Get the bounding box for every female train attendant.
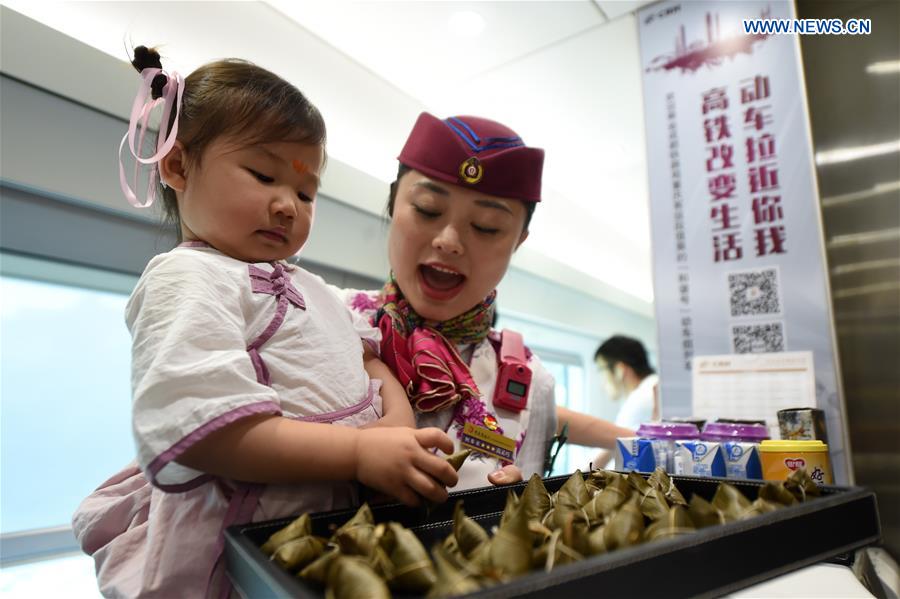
[345,112,634,487]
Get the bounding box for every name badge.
[460,422,516,464]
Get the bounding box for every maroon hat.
[398,112,544,202]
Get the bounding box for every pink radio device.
[493,329,531,412]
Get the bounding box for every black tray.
[225,473,881,598]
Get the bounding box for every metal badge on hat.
[459,156,483,184]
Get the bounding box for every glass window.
[496,311,607,477]
[540,358,594,476]
[1,254,137,535]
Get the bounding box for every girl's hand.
[354,427,458,506]
[487,464,524,486]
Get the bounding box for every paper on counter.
[691,351,816,437]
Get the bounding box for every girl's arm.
[176,415,457,506]
[556,406,635,449]
[361,344,416,428]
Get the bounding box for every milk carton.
[700,422,768,480]
[646,439,671,473]
[673,440,726,477]
[637,423,700,473]
[614,437,656,472]
[723,442,763,479]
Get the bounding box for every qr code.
[732,322,785,353]
[728,268,781,317]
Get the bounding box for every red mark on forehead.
[292,159,309,174]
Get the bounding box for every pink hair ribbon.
[117,67,184,208]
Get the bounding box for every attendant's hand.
[354,427,458,506]
[487,464,524,486]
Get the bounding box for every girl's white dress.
[73,244,382,598]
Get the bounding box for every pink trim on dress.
[247,348,271,388]
[245,263,306,386]
[294,379,382,424]
[154,473,213,494]
[146,400,282,490]
[248,263,305,309]
[210,481,264,599]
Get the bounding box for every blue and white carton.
[647,439,674,473]
[673,440,726,477]
[722,442,763,479]
[614,437,656,472]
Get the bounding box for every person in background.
[344,112,634,488]
[72,48,456,598]
[592,334,659,468]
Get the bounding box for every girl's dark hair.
[131,46,326,232]
[594,335,656,379]
[386,163,536,232]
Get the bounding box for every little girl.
[73,47,456,598]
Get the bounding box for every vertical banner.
[638,0,851,483]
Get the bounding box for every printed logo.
[645,7,771,74]
[784,457,806,471]
[694,443,708,457]
[729,444,744,459]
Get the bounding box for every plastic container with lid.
[663,416,707,431]
[759,439,832,486]
[701,422,769,443]
[637,422,700,439]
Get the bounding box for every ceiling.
[1,0,658,306]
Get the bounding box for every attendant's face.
[388,170,529,322]
[597,358,626,400]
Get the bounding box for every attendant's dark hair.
[594,335,655,379]
[131,46,326,231]
[385,164,536,232]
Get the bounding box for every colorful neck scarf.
[375,275,496,412]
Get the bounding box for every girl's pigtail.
[118,45,184,209]
[131,45,167,100]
